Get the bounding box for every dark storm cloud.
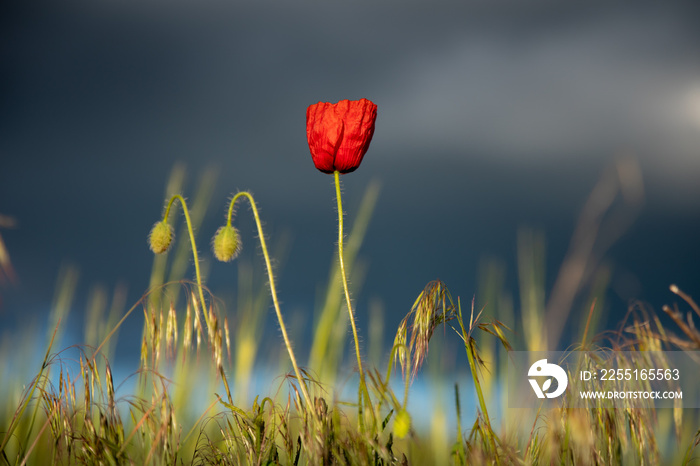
[375,4,700,183]
[1,0,700,352]
[5,2,700,178]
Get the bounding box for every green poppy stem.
[334,171,374,432]
[226,192,314,414]
[163,195,211,332]
[162,195,235,405]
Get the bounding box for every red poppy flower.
[306,98,377,174]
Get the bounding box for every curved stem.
[163,196,235,405]
[163,195,211,332]
[226,192,314,414]
[334,171,374,431]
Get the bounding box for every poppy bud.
[306,98,377,174]
[149,221,174,254]
[212,225,241,262]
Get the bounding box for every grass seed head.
[394,280,455,380]
[224,317,231,360]
[184,299,192,353]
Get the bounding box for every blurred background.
[2,0,700,373]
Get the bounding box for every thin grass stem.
[458,298,500,465]
[0,318,61,456]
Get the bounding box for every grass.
[1,165,700,465]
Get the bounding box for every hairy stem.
[163,195,234,405]
[334,171,374,432]
[226,192,314,414]
[163,195,210,331]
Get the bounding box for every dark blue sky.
[2,1,700,363]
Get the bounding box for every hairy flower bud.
[149,221,174,254]
[212,225,241,262]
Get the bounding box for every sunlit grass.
[1,165,699,465]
